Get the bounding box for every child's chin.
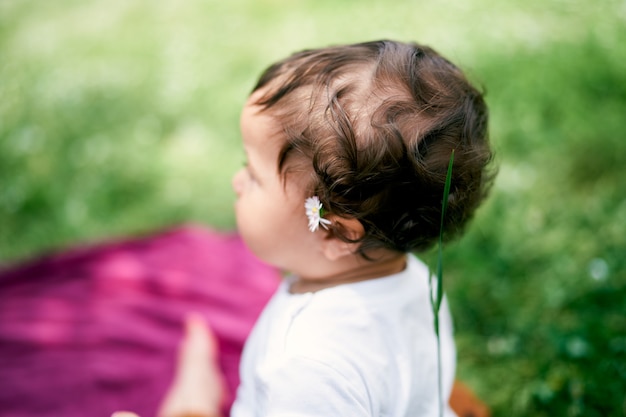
[239,235,270,263]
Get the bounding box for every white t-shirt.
[231,254,457,417]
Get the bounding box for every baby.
[229,40,493,417]
[117,39,493,417]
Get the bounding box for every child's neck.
[289,253,407,294]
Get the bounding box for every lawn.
[1,0,625,415]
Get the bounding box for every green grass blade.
[435,150,455,311]
[432,149,454,417]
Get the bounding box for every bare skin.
[289,252,407,294]
[112,315,225,417]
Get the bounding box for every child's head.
[234,40,493,267]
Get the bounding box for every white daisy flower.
[305,196,332,232]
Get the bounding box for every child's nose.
[232,168,246,196]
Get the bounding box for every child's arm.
[112,314,225,417]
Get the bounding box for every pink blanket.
[0,226,280,417]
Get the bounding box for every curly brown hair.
[252,40,495,256]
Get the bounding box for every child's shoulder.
[282,254,435,350]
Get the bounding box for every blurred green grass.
[1,0,625,415]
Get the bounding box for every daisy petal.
[305,196,330,232]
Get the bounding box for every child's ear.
[321,216,364,261]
